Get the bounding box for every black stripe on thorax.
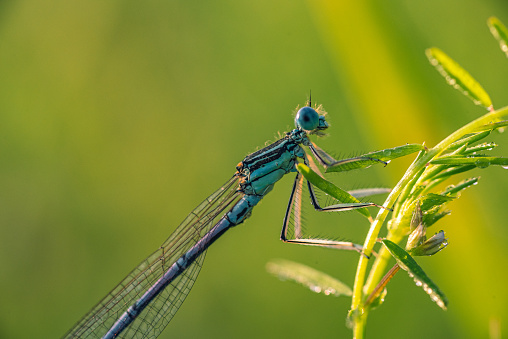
[241,137,298,172]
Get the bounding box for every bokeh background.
[1,1,508,338]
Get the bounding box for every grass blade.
[426,47,492,109]
[488,16,508,58]
[266,259,352,297]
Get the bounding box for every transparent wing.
[64,175,242,339]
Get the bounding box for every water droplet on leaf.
[475,160,490,168]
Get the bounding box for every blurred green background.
[1,1,508,338]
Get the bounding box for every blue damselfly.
[64,101,387,338]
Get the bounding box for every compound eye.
[295,107,319,131]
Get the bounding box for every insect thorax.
[236,130,307,196]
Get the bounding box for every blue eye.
[295,107,319,131]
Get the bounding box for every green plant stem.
[350,106,508,338]
[352,310,367,339]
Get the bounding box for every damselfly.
[64,101,387,339]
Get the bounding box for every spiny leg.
[309,142,388,171]
[304,152,389,215]
[280,172,377,253]
[305,152,392,199]
[305,176,387,213]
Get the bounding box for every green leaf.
[432,165,476,180]
[446,131,491,151]
[325,144,425,173]
[431,156,508,168]
[488,16,508,58]
[419,193,455,212]
[471,120,508,133]
[440,177,479,196]
[464,142,497,154]
[266,259,352,297]
[391,193,453,234]
[450,144,468,155]
[382,239,448,310]
[426,47,492,109]
[423,210,451,228]
[297,163,371,218]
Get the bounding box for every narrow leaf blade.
[426,47,492,109]
[297,163,371,218]
[419,193,455,211]
[433,165,477,180]
[431,156,508,168]
[440,177,479,196]
[382,239,448,310]
[423,210,451,228]
[488,16,508,58]
[266,259,352,297]
[471,120,508,133]
[464,142,497,154]
[446,131,491,151]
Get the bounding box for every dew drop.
[310,285,322,293]
[324,288,336,296]
[475,160,490,168]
